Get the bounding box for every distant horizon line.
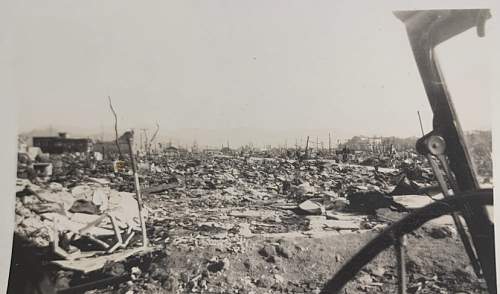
[18,126,491,149]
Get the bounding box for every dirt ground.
[91,222,487,294]
[12,155,491,294]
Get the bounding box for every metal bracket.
[417,132,483,277]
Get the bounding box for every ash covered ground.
[11,147,492,293]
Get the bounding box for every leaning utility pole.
[305,136,310,159]
[329,132,332,154]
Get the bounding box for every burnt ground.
[88,220,488,294]
[12,155,491,294]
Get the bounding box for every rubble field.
[12,153,490,293]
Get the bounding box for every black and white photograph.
[2,1,498,293]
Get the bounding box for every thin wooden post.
[125,131,148,247]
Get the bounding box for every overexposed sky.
[3,1,497,146]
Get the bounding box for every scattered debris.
[12,141,486,293]
[298,199,324,215]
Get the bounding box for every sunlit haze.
[5,1,496,147]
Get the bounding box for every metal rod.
[126,131,149,247]
[427,153,483,276]
[395,236,407,294]
[417,110,425,136]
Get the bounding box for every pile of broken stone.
[15,177,145,252]
[15,152,437,256]
[129,155,437,252]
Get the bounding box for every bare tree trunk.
[107,96,123,159]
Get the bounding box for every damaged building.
[33,132,93,154]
